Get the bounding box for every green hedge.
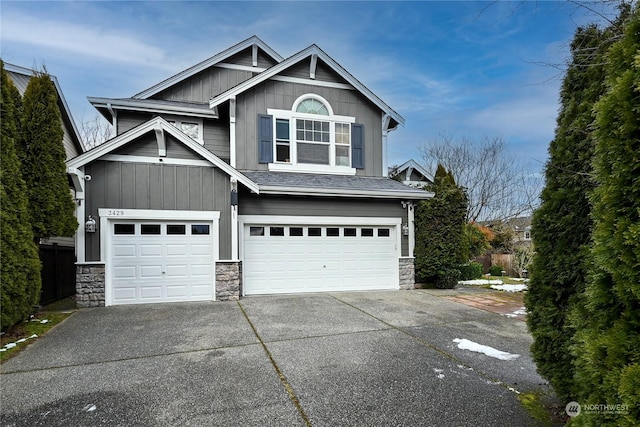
[458,262,483,280]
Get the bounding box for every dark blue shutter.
[258,114,273,164]
[351,123,364,169]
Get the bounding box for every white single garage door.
[242,222,399,295]
[108,220,215,305]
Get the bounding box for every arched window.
[295,98,330,115]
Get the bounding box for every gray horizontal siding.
[84,161,231,261]
[235,80,383,176]
[117,112,153,135]
[238,192,408,256]
[203,118,230,161]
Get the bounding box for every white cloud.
[2,12,170,69]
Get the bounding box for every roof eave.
[133,36,283,100]
[88,97,219,119]
[259,185,433,200]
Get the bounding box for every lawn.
[1,301,76,363]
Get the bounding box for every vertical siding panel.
[189,167,202,210]
[175,166,189,209]
[105,161,121,208]
[135,164,149,209]
[202,167,214,210]
[163,165,176,210]
[149,164,163,209]
[214,169,231,259]
[119,163,136,209]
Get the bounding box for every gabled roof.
[243,171,432,200]
[132,36,284,100]
[88,96,218,123]
[5,62,85,154]
[389,159,433,182]
[67,116,258,193]
[209,44,405,128]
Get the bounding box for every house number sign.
[105,210,126,217]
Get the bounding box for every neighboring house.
[67,36,432,307]
[389,159,432,188]
[508,216,532,246]
[5,63,85,248]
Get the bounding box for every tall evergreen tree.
[19,68,77,241]
[1,62,42,330]
[571,5,640,425]
[524,15,624,402]
[414,164,467,288]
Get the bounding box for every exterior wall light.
[230,189,238,206]
[402,223,409,236]
[85,215,97,233]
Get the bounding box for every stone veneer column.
[76,264,106,307]
[216,261,242,301]
[399,257,415,290]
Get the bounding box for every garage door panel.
[113,245,136,257]
[140,245,162,257]
[243,223,398,295]
[140,265,163,278]
[113,266,136,279]
[110,219,215,305]
[140,286,163,299]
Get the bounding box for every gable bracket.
[310,53,318,80]
[252,44,258,67]
[154,119,166,157]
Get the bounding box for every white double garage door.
[241,216,400,295]
[105,211,399,305]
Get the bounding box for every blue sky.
[1,1,617,173]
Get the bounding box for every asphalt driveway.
[0,290,550,426]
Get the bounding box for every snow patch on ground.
[433,368,445,379]
[458,279,504,285]
[502,307,528,318]
[490,284,527,292]
[453,338,521,361]
[0,333,39,352]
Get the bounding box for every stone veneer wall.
[399,257,415,290]
[216,261,242,301]
[76,264,106,307]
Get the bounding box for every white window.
[268,94,355,174]
[166,117,204,144]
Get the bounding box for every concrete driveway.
[1,290,550,426]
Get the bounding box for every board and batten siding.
[154,67,253,103]
[239,192,409,256]
[280,59,347,84]
[84,160,232,261]
[113,133,201,160]
[234,80,384,176]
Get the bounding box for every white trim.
[99,209,220,306]
[76,166,86,263]
[216,62,267,73]
[98,209,220,222]
[101,154,212,167]
[309,53,318,79]
[89,97,218,119]
[229,96,237,168]
[230,179,239,262]
[67,117,259,194]
[270,75,354,91]
[267,163,356,175]
[266,108,355,124]
[408,202,415,258]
